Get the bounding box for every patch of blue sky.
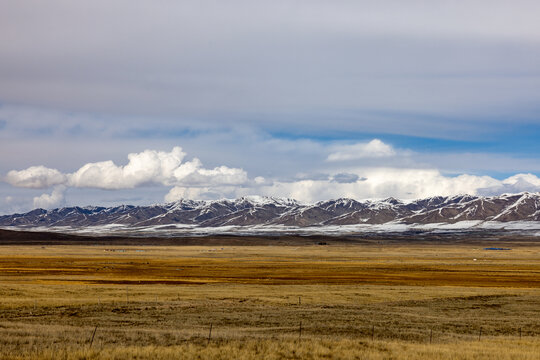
[268,129,487,151]
[268,122,540,157]
[489,122,540,155]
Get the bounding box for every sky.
[1,0,540,214]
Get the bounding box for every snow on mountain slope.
[1,193,540,231]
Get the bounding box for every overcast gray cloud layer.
[2,1,540,137]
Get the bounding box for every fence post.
[478,327,482,341]
[429,329,433,344]
[207,323,213,345]
[371,325,375,341]
[519,327,522,339]
[89,326,98,348]
[298,321,302,341]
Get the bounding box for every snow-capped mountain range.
[2,193,540,231]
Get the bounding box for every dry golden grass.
[5,338,540,360]
[1,242,540,359]
[2,243,540,286]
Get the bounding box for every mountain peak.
[2,193,540,229]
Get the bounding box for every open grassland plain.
[1,237,540,359]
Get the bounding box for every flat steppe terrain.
[1,231,540,359]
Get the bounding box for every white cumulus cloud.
[166,169,540,204]
[68,147,187,189]
[478,173,540,195]
[33,186,65,209]
[4,166,67,189]
[4,147,249,192]
[170,158,248,187]
[503,173,540,187]
[245,169,530,203]
[327,139,397,162]
[165,185,243,202]
[4,143,540,211]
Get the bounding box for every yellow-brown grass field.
[1,238,540,359]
